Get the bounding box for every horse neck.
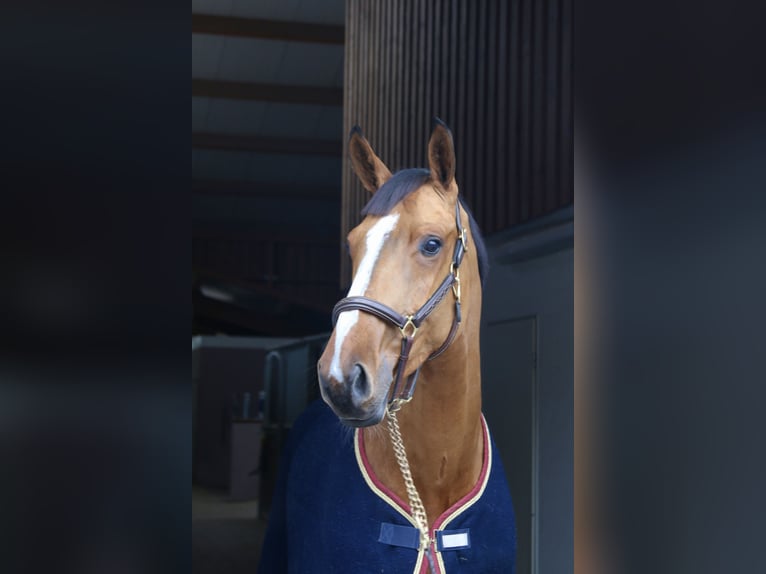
[363,299,484,526]
[400,324,484,489]
[403,326,483,459]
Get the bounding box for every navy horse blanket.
[258,399,516,573]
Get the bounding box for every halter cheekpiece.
[332,200,467,412]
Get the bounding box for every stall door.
[482,317,538,574]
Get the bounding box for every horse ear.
[427,117,456,191]
[348,126,392,194]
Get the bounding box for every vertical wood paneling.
[559,0,573,208]
[476,0,488,227]
[509,0,521,226]
[520,0,532,221]
[495,0,508,231]
[342,0,573,283]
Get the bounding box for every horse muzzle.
[317,362,388,427]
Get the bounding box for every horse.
[258,119,516,573]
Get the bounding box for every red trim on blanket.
[357,417,490,533]
[358,428,413,514]
[431,417,490,531]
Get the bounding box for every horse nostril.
[350,364,370,400]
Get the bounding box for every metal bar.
[192,178,340,200]
[192,14,344,44]
[192,78,342,106]
[192,133,342,156]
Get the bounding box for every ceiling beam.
[194,268,341,314]
[192,178,340,201]
[192,14,344,45]
[193,132,342,156]
[193,294,328,337]
[193,227,338,245]
[192,79,342,106]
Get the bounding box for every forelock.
[357,168,490,288]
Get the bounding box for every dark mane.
[361,168,432,216]
[360,168,490,287]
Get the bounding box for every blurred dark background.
[576,1,766,573]
[3,0,762,573]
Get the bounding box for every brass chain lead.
[386,407,436,573]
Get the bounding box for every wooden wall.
[342,0,573,282]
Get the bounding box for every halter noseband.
[331,200,467,412]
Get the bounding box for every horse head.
[318,119,482,428]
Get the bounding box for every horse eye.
[344,240,351,255]
[420,237,442,256]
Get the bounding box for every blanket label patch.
[436,529,471,551]
[378,523,420,550]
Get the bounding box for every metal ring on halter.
[387,396,412,414]
[400,316,418,338]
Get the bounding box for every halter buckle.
[449,265,462,302]
[400,316,418,339]
[458,227,467,250]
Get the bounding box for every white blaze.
[329,213,399,382]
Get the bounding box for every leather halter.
[331,200,468,412]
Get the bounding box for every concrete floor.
[192,485,268,574]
